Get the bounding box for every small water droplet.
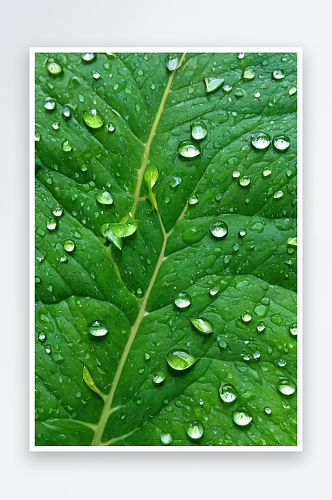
[188,194,199,205]
[60,255,68,263]
[243,354,252,361]
[62,106,71,119]
[165,54,179,71]
[62,140,72,152]
[81,53,96,63]
[287,237,297,247]
[189,317,213,335]
[239,176,251,187]
[46,218,57,231]
[170,176,182,188]
[277,378,296,395]
[160,433,173,445]
[204,75,224,93]
[232,170,241,178]
[278,358,286,367]
[38,333,46,342]
[218,338,227,349]
[108,123,115,133]
[138,367,145,375]
[210,220,228,239]
[239,229,246,237]
[232,408,252,426]
[52,205,63,217]
[83,108,104,129]
[289,86,297,96]
[209,285,220,296]
[241,312,252,323]
[87,320,109,337]
[274,190,284,199]
[165,196,170,204]
[262,168,272,177]
[144,353,151,361]
[153,370,166,385]
[166,349,196,371]
[238,52,245,59]
[215,193,222,202]
[174,291,191,309]
[251,131,271,150]
[255,92,261,98]
[44,97,56,111]
[178,140,201,158]
[223,83,232,93]
[256,322,266,333]
[46,58,63,76]
[52,122,60,130]
[64,240,75,252]
[243,67,255,80]
[96,191,113,205]
[253,351,260,360]
[35,133,41,142]
[289,323,297,337]
[219,383,237,403]
[273,136,290,151]
[264,406,272,415]
[186,420,204,440]
[272,69,285,80]
[191,120,207,141]
[92,70,100,80]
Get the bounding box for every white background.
[0,0,330,498]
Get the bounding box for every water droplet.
[160,433,172,445]
[239,176,251,187]
[256,322,266,333]
[83,108,104,129]
[62,140,72,152]
[92,70,100,80]
[52,122,60,130]
[153,370,166,385]
[165,196,170,204]
[253,351,260,360]
[188,194,199,205]
[204,75,224,93]
[273,190,283,199]
[234,89,245,97]
[62,106,71,119]
[46,218,57,231]
[289,86,297,96]
[255,92,261,98]
[60,255,68,263]
[44,97,56,111]
[64,240,75,252]
[35,133,41,142]
[96,191,113,205]
[165,54,179,71]
[239,229,246,237]
[232,170,241,178]
[138,367,145,375]
[219,383,237,403]
[215,193,222,202]
[238,52,245,59]
[136,288,142,296]
[287,237,297,247]
[251,131,271,150]
[278,358,287,367]
[262,168,272,177]
[189,317,213,335]
[273,136,290,151]
[174,291,191,309]
[144,353,151,361]
[81,53,96,63]
[243,354,252,361]
[46,58,63,76]
[232,408,252,427]
[272,69,285,80]
[52,205,63,217]
[186,420,204,440]
[38,333,46,342]
[170,176,182,188]
[166,349,196,371]
[289,323,297,337]
[209,220,228,239]
[87,320,109,337]
[277,379,296,395]
[223,83,232,93]
[243,67,256,80]
[108,123,115,132]
[218,338,227,349]
[191,120,207,141]
[209,285,220,296]
[264,406,272,415]
[241,312,252,323]
[178,140,201,158]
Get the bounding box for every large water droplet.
[46,218,57,231]
[239,176,251,187]
[273,136,290,151]
[83,109,104,129]
[232,408,252,427]
[178,140,201,158]
[46,58,63,76]
[153,370,166,385]
[223,83,232,93]
[264,406,272,415]
[256,322,266,333]
[166,349,196,371]
[232,170,241,178]
[174,292,191,309]
[170,176,182,188]
[287,237,297,247]
[262,168,272,177]
[238,52,245,59]
[62,106,71,119]
[160,433,173,445]
[204,76,224,94]
[191,120,207,141]
[277,379,296,395]
[81,53,96,63]
[209,220,228,239]
[186,421,204,440]
[64,240,75,252]
[96,191,113,205]
[62,140,72,152]
[52,205,63,217]
[219,383,237,403]
[188,194,199,205]
[289,86,297,96]
[289,323,297,337]
[108,123,115,133]
[243,67,255,80]
[165,54,179,71]
[251,132,271,150]
[272,69,285,80]
[87,320,109,337]
[189,317,213,335]
[44,97,56,111]
[241,312,252,323]
[273,190,283,199]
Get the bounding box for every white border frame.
[30,47,303,452]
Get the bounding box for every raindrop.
[287,237,297,247]
[232,408,252,427]
[273,136,290,151]
[232,170,241,178]
[166,349,196,371]
[223,84,232,93]
[289,86,297,96]
[186,421,204,440]
[210,220,228,239]
[144,353,151,361]
[239,229,246,237]
[238,52,244,59]
[264,406,272,415]
[92,70,100,80]
[253,351,260,360]
[160,433,172,445]
[241,312,252,323]
[52,122,60,130]
[46,218,57,231]
[243,67,255,80]
[46,58,63,76]
[239,176,251,187]
[219,383,237,403]
[278,359,287,367]
[289,324,297,337]
[165,54,179,71]
[64,240,75,252]
[174,292,191,309]
[52,205,63,217]
[44,97,56,111]
[189,317,213,335]
[204,75,224,93]
[251,131,271,150]
[256,322,266,333]
[81,53,96,63]
[35,133,41,142]
[96,191,113,205]
[255,92,261,97]
[153,370,166,385]
[272,69,285,80]
[262,168,272,177]
[62,140,72,152]
[62,106,71,119]
[83,109,104,129]
[170,177,182,188]
[38,333,46,342]
[60,255,68,263]
[191,120,207,141]
[188,194,199,205]
[87,320,109,337]
[108,123,115,132]
[209,285,220,296]
[277,379,296,395]
[178,140,201,158]
[274,190,283,199]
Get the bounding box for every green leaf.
[35,51,297,447]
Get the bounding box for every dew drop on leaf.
[232,408,252,426]
[62,106,71,119]
[83,109,104,129]
[186,421,204,440]
[210,220,228,239]
[153,370,166,385]
[204,76,224,93]
[44,97,56,111]
[81,53,96,63]
[251,131,271,150]
[223,83,232,93]
[274,190,283,199]
[219,383,237,403]
[273,136,290,151]
[160,433,173,445]
[277,379,296,395]
[191,120,207,141]
[188,194,199,205]
[96,191,113,205]
[189,317,213,335]
[46,218,57,231]
[52,205,63,217]
[256,322,266,333]
[166,349,196,371]
[64,240,75,252]
[289,86,297,96]
[62,140,72,152]
[264,406,272,415]
[108,123,115,132]
[174,292,191,309]
[46,58,63,76]
[272,69,285,80]
[243,67,255,80]
[165,54,179,71]
[87,320,109,337]
[289,323,297,337]
[241,311,252,323]
[239,176,251,187]
[178,140,201,158]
